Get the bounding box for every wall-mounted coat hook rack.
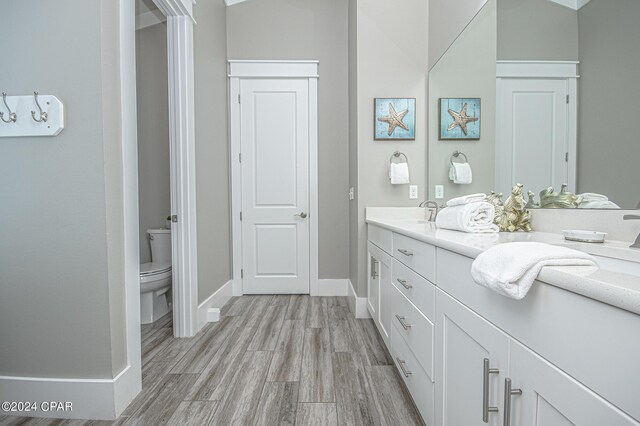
[31,92,48,123]
[0,92,64,137]
[0,92,17,123]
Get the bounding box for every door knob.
[295,212,308,219]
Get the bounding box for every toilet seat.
[140,261,172,284]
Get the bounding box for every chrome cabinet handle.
[503,378,522,426]
[371,258,379,279]
[395,314,412,330]
[397,248,414,257]
[396,278,413,289]
[294,212,308,219]
[482,358,499,423]
[395,357,412,377]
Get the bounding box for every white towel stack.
[389,162,410,185]
[577,193,620,209]
[471,242,597,300]
[435,193,498,233]
[449,162,473,184]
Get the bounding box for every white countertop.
[366,208,640,316]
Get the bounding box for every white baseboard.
[197,279,233,331]
[316,279,349,296]
[0,364,136,420]
[348,279,371,319]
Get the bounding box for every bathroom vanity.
[366,209,640,426]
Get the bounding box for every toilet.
[140,228,172,324]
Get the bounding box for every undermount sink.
[592,255,640,278]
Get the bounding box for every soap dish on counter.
[562,230,607,243]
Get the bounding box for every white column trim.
[165,15,198,337]
[229,61,319,296]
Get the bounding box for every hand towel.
[446,193,487,207]
[448,162,473,184]
[389,162,410,185]
[471,242,597,300]
[435,202,499,233]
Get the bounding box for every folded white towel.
[446,193,487,207]
[448,162,473,184]
[471,242,597,300]
[389,162,410,185]
[435,202,499,233]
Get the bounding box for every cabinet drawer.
[391,321,434,426]
[392,258,435,321]
[391,283,434,380]
[368,224,392,254]
[392,233,436,282]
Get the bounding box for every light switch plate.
[435,185,444,199]
[409,185,418,199]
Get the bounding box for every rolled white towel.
[579,193,609,202]
[471,242,597,300]
[435,202,499,233]
[446,193,487,207]
[389,162,410,185]
[448,162,473,184]
[578,200,620,209]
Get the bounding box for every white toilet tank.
[148,229,172,263]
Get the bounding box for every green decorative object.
[539,184,583,209]
[486,184,533,232]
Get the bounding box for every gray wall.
[195,0,233,303]
[429,0,488,69]
[497,0,578,60]
[577,0,640,208]
[352,0,429,296]
[136,24,170,264]
[0,0,125,379]
[226,0,350,280]
[428,0,497,201]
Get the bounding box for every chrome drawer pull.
[396,278,413,289]
[503,378,522,426]
[397,248,414,257]
[395,357,412,377]
[482,358,499,422]
[395,314,412,330]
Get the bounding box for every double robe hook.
[0,92,17,123]
[31,92,48,123]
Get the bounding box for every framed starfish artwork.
[374,98,416,140]
[439,98,481,140]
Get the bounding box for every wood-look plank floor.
[1,296,423,426]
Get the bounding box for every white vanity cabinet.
[434,289,509,426]
[508,340,637,426]
[367,226,393,346]
[366,223,640,426]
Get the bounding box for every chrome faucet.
[419,200,440,222]
[623,215,640,248]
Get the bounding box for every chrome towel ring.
[390,151,409,165]
[450,150,468,165]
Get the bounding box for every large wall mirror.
[428,0,640,209]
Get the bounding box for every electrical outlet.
[409,185,418,199]
[348,187,355,201]
[435,185,444,199]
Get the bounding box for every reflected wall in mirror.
[428,0,640,209]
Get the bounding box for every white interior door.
[496,78,574,196]
[240,79,310,294]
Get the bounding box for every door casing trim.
[229,60,319,296]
